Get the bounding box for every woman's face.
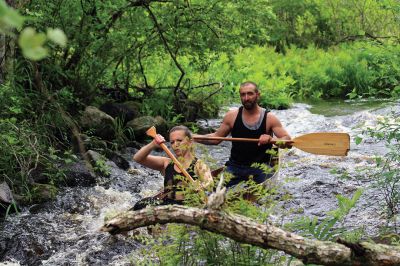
[169,130,192,157]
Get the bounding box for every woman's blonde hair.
[169,125,192,139]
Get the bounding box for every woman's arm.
[133,135,170,173]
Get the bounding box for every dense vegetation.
[1,0,400,263]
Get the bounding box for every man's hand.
[258,134,273,146]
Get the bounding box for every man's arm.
[193,109,236,145]
[269,114,291,139]
[259,112,291,147]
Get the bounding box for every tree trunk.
[0,33,6,84]
[100,205,400,266]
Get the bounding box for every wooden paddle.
[194,132,350,156]
[146,126,195,183]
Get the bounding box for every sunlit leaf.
[47,28,67,47]
[18,27,48,60]
[354,136,362,145]
[22,46,48,60]
[18,27,46,48]
[0,0,24,30]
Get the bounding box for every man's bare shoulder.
[266,111,283,128]
[223,108,239,122]
[266,111,279,121]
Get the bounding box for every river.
[1,100,399,265]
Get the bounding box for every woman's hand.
[152,134,166,147]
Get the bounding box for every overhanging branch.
[100,205,400,266]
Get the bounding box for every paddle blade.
[293,133,350,156]
[146,126,157,138]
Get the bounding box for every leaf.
[22,46,48,61]
[319,218,338,240]
[47,28,67,47]
[355,136,362,145]
[18,27,46,48]
[5,135,16,144]
[0,1,24,29]
[18,27,48,60]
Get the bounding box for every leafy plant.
[1,0,66,60]
[136,176,288,265]
[363,113,400,231]
[285,189,363,241]
[93,157,111,177]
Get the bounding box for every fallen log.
[100,205,400,266]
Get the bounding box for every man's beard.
[242,100,257,110]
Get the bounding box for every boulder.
[62,161,97,186]
[104,150,130,170]
[80,106,115,140]
[126,116,167,141]
[99,102,138,125]
[0,182,18,216]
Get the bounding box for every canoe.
[147,147,281,202]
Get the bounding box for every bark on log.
[100,205,400,266]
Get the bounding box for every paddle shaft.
[193,136,290,143]
[158,143,195,183]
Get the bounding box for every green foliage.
[269,0,400,49]
[140,92,182,122]
[110,118,134,150]
[0,117,68,200]
[238,42,400,100]
[363,113,400,229]
[93,157,111,177]
[0,81,74,201]
[137,179,287,265]
[4,201,19,217]
[0,0,24,33]
[285,189,363,241]
[43,148,77,186]
[139,224,286,266]
[18,27,66,60]
[1,0,66,60]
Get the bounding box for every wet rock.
[127,168,143,175]
[80,106,115,140]
[0,182,13,204]
[104,150,130,171]
[126,115,167,141]
[62,161,96,187]
[0,182,18,216]
[99,102,138,125]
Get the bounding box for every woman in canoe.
[132,125,213,210]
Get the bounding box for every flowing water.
[1,100,399,265]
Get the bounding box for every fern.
[285,189,363,241]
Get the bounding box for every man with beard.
[194,81,291,187]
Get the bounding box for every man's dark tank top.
[229,107,273,165]
[164,159,198,200]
